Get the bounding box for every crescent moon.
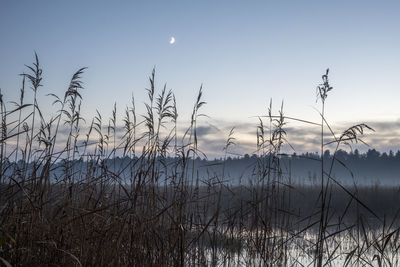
[169,37,175,44]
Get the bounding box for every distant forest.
[9,148,399,186]
[192,148,400,185]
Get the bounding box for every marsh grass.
[0,55,397,266]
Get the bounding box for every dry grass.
[0,55,398,266]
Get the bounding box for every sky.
[1,0,400,156]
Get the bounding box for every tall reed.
[0,55,396,267]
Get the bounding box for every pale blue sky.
[1,0,400,154]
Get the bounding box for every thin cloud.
[192,118,400,158]
[6,116,400,160]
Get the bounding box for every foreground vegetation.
[0,55,398,266]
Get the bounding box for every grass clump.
[0,54,398,266]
